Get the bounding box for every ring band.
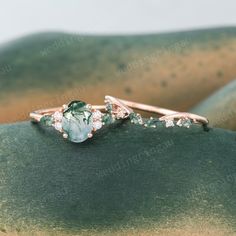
[30,95,209,143]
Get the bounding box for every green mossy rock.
[0,121,236,235]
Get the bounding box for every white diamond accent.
[165,119,175,128]
[93,121,102,130]
[93,110,102,120]
[177,118,191,128]
[116,109,126,119]
[176,119,183,127]
[53,111,63,121]
[54,122,62,131]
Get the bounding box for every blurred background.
[1,0,236,43]
[0,0,236,43]
[0,0,236,129]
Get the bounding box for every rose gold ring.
[30,95,209,143]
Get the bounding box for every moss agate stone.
[62,101,93,143]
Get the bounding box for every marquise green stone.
[129,112,143,125]
[62,101,93,143]
[102,113,115,125]
[40,115,53,126]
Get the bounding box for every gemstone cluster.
[39,98,194,144]
[40,100,104,143]
[128,113,192,129]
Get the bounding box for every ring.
[30,95,209,143]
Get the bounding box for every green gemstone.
[102,113,115,125]
[106,103,113,113]
[129,113,143,125]
[40,115,53,126]
[144,118,159,128]
[62,101,93,143]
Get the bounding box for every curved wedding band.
[30,95,209,143]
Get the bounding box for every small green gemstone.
[129,113,143,125]
[102,113,115,125]
[67,100,87,110]
[40,115,53,126]
[106,103,113,113]
[144,118,159,128]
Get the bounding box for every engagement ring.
[30,95,209,143]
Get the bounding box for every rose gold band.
[30,96,209,126]
[108,96,209,126]
[120,99,176,115]
[30,105,106,122]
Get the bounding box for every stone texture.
[62,101,93,143]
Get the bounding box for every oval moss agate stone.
[62,101,93,143]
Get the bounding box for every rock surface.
[0,121,236,235]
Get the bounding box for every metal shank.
[30,96,208,126]
[30,105,106,122]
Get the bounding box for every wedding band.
[30,95,209,143]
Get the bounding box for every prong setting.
[62,104,68,110]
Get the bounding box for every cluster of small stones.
[92,110,103,131]
[129,112,144,125]
[102,102,116,125]
[40,111,63,131]
[129,112,192,129]
[39,100,193,144]
[40,101,105,143]
[103,101,127,125]
[40,107,104,131]
[176,118,192,128]
[144,117,159,128]
[103,100,193,129]
[52,111,63,132]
